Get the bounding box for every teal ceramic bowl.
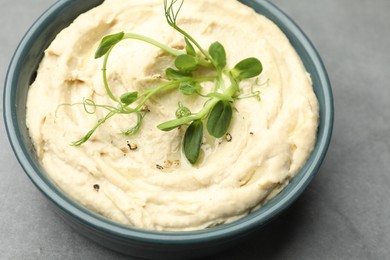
[3,0,333,259]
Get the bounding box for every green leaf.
[183,120,203,164]
[209,41,226,69]
[123,112,144,136]
[95,32,125,59]
[165,68,191,80]
[231,57,263,80]
[157,116,195,131]
[207,100,233,138]
[179,81,201,95]
[185,37,196,56]
[120,91,138,105]
[227,71,240,94]
[175,102,192,118]
[175,54,198,73]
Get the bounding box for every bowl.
[3,0,333,259]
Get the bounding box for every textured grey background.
[1,0,389,259]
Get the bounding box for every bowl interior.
[3,0,333,243]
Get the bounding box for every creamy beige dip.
[26,0,319,231]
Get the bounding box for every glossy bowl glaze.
[3,0,333,259]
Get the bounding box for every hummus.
[26,0,319,231]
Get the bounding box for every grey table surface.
[1,0,389,259]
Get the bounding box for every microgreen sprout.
[70,0,264,164]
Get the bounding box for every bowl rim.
[3,0,333,244]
